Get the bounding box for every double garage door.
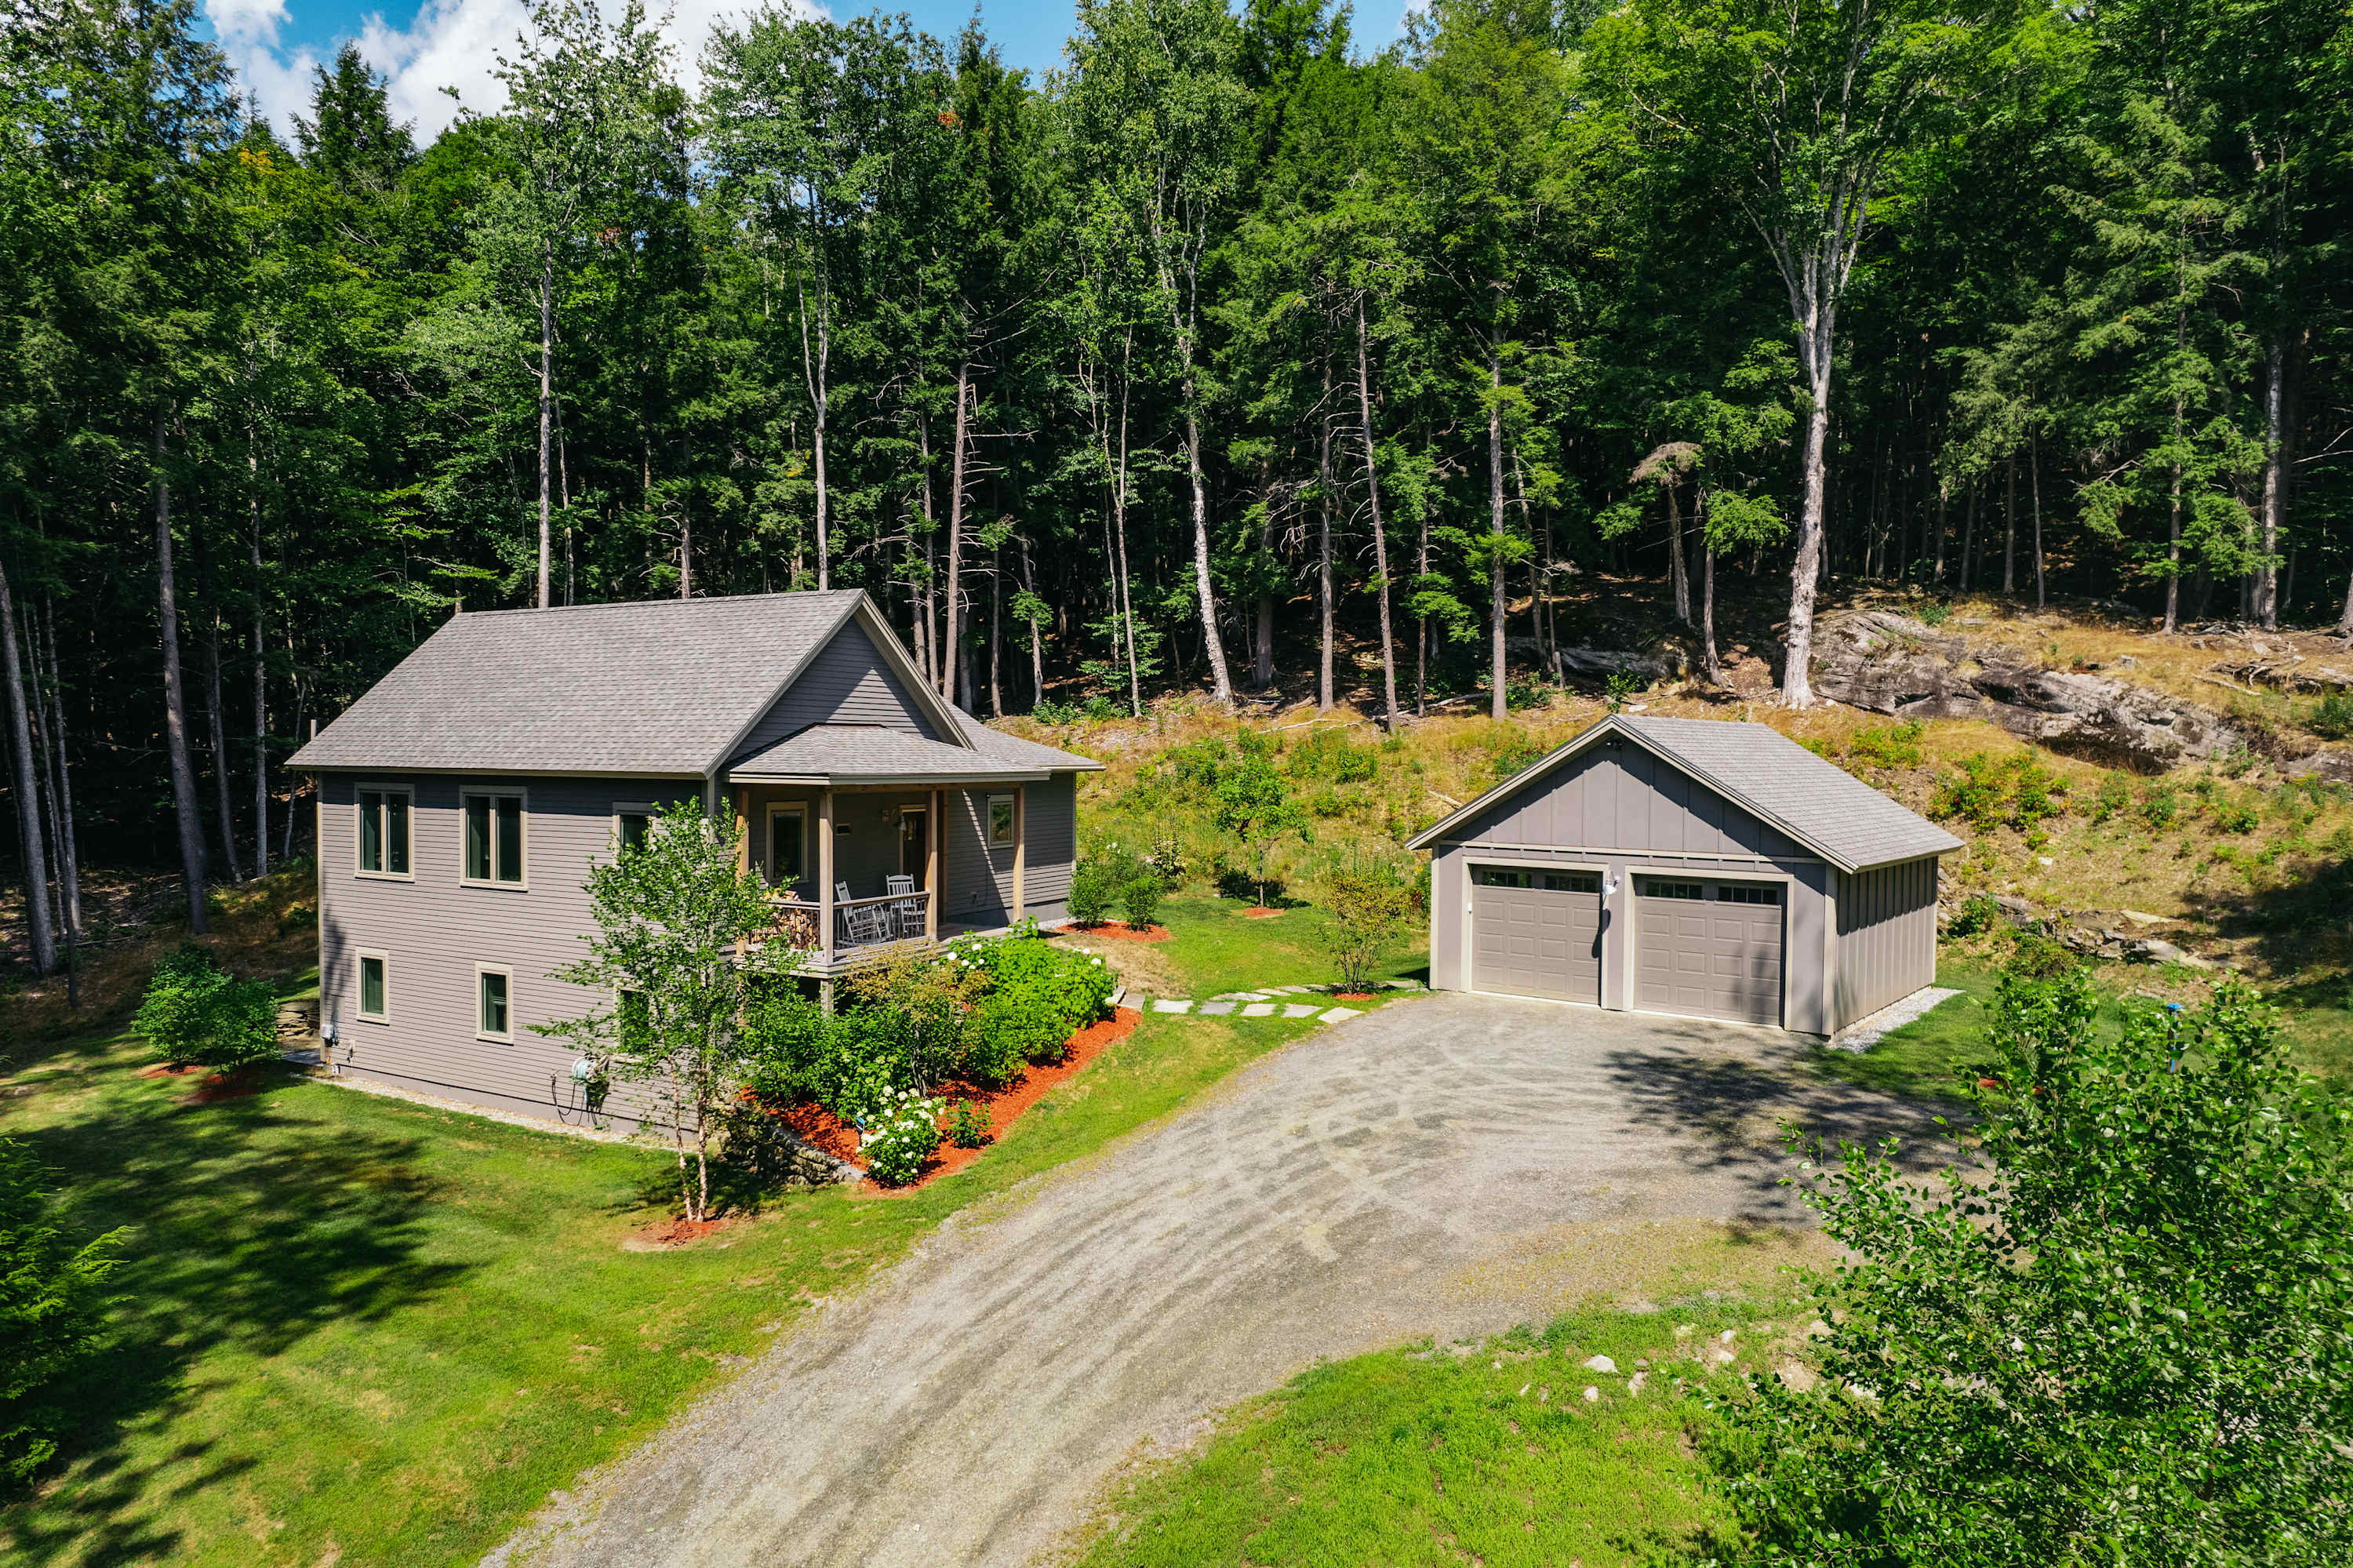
[1470,866,1784,1026]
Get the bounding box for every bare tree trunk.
[1667,480,1689,624]
[1020,534,1044,708]
[915,413,934,687]
[1416,507,1429,717]
[1701,536,1721,682]
[537,250,554,609]
[1782,336,1833,705]
[2165,420,2184,635]
[207,617,244,882]
[249,475,268,879]
[988,540,1002,719]
[2256,332,2295,631]
[943,363,970,708]
[1110,341,1142,718]
[1354,301,1400,730]
[1316,362,1334,713]
[2001,454,2017,594]
[155,416,207,933]
[2031,435,2046,611]
[799,267,833,591]
[1932,486,1948,583]
[1488,340,1507,721]
[1184,405,1232,704]
[0,560,53,973]
[1959,485,1977,591]
[38,602,78,1002]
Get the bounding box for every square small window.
[358,788,411,876]
[464,791,526,885]
[357,952,388,1022]
[987,795,1015,847]
[617,808,652,853]
[477,968,511,1041]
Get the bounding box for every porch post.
[1011,784,1026,921]
[925,787,940,940]
[818,787,835,966]
[733,784,751,962]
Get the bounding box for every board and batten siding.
[729,620,942,759]
[1831,856,1941,1032]
[318,771,699,1127]
[1459,744,1806,860]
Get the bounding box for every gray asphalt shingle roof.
[730,723,1060,782]
[1409,713,1960,871]
[288,591,1099,780]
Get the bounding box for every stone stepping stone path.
[1134,977,1420,1028]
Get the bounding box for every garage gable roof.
[1406,715,1962,872]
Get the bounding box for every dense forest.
[1,0,2347,973]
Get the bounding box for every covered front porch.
[726,728,1056,978]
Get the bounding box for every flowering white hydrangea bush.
[859,1088,944,1186]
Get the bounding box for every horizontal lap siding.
[1832,857,1940,1031]
[730,622,940,758]
[1464,748,1800,859]
[318,773,700,1128]
[1024,774,1078,911]
[944,788,1015,922]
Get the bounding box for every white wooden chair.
[835,881,890,946]
[885,875,922,938]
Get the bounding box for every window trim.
[986,793,1016,848]
[459,787,531,890]
[475,964,515,1043]
[354,783,415,882]
[613,801,659,857]
[355,949,391,1024]
[766,802,809,886]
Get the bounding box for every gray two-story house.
[289,589,1100,1128]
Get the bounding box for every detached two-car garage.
[1417,716,1959,1037]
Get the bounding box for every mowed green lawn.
[1101,890,1429,1002]
[0,991,1344,1568]
[1069,1293,1798,1568]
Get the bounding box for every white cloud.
[212,0,806,143]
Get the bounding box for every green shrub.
[132,946,279,1071]
[1928,752,2068,834]
[2311,689,2353,740]
[944,1100,991,1150]
[1118,875,1163,931]
[2214,795,2260,834]
[859,1090,943,1186]
[1722,967,2353,1563]
[1066,861,1115,926]
[958,935,1115,1075]
[1,1138,121,1486]
[1322,871,1417,993]
[1306,787,1348,817]
[1031,697,1082,726]
[1915,600,1951,626]
[1946,892,2002,936]
[2140,784,2178,830]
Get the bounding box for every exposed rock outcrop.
[1810,609,2242,769]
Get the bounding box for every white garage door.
[1471,865,1602,1004]
[1635,878,1784,1025]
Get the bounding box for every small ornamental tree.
[1722,962,2353,1564]
[1,1138,122,1486]
[537,801,804,1222]
[1322,872,1415,993]
[1213,751,1310,907]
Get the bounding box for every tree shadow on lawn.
[2176,850,2353,982]
[1598,1035,1962,1227]
[5,1068,469,1568]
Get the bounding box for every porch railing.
[761,890,933,955]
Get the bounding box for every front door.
[899,808,928,888]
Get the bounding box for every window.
[1543,871,1601,894]
[356,951,388,1022]
[476,967,512,1041]
[987,795,1016,847]
[1717,882,1780,905]
[1643,879,1706,900]
[767,804,806,885]
[1474,867,1532,888]
[463,791,526,885]
[357,787,411,877]
[615,803,656,854]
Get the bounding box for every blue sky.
[200,0,1413,139]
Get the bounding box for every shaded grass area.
[0,1005,1319,1568]
[1810,946,2353,1103]
[1069,1290,1798,1568]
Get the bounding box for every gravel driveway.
[489,992,1942,1568]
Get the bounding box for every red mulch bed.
[1239,907,1286,919]
[1333,992,1379,1002]
[754,1006,1144,1196]
[142,1062,267,1103]
[1073,921,1170,943]
[630,1215,733,1248]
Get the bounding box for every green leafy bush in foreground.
[1723,962,2353,1563]
[1,1138,122,1487]
[961,933,1115,1073]
[132,945,280,1071]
